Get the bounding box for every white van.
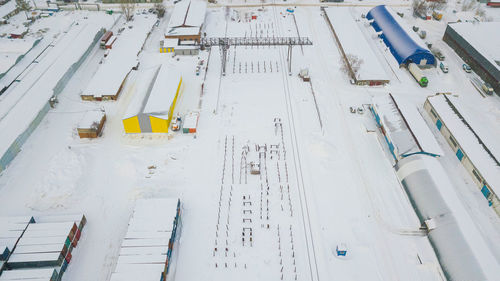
[440,61,449,73]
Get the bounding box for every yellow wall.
[123,116,141,133]
[167,77,183,126]
[160,48,174,53]
[150,116,169,133]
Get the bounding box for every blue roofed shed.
[367,5,435,66]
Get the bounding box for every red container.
[65,252,72,263]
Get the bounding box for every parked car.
[482,82,494,95]
[462,63,472,73]
[440,62,449,73]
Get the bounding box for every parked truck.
[100,31,113,49]
[431,47,445,61]
[408,63,428,87]
[432,11,443,21]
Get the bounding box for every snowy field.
[0,1,500,281]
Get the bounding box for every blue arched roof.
[367,5,435,66]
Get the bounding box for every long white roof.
[167,0,206,29]
[427,94,500,196]
[325,7,389,82]
[0,0,16,19]
[83,15,156,98]
[372,94,442,158]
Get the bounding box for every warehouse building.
[323,7,389,86]
[371,93,442,162]
[164,0,206,43]
[443,22,500,94]
[76,110,106,139]
[424,93,500,215]
[122,65,183,134]
[366,5,435,67]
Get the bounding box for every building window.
[430,108,438,119]
[449,136,458,147]
[472,169,482,183]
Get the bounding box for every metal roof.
[367,5,435,66]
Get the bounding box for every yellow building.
[123,65,183,133]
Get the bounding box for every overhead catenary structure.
[366,5,435,67]
[424,93,500,215]
[164,0,207,43]
[323,7,389,86]
[371,93,442,161]
[122,65,183,134]
[443,22,500,94]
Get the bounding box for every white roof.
[83,15,156,98]
[162,38,178,48]
[0,0,16,19]
[0,268,57,280]
[183,112,199,129]
[448,22,500,72]
[325,8,389,82]
[0,38,39,75]
[165,26,200,37]
[77,110,105,129]
[124,64,182,120]
[427,94,500,196]
[8,252,61,263]
[167,0,206,29]
[372,94,442,158]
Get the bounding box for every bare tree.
[120,0,136,22]
[412,0,428,17]
[154,2,165,18]
[428,0,447,11]
[339,54,363,79]
[15,0,31,19]
[461,0,476,11]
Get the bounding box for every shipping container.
[100,31,113,48]
[105,36,117,49]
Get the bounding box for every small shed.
[77,110,106,138]
[182,112,199,133]
[336,243,347,256]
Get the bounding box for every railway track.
[271,3,320,281]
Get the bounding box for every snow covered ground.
[0,1,499,281]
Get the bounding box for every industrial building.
[366,5,435,67]
[164,0,207,43]
[371,93,442,161]
[396,155,499,281]
[122,65,183,134]
[443,22,500,94]
[424,93,500,215]
[323,7,389,86]
[76,110,106,139]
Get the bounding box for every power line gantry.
[199,37,313,76]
